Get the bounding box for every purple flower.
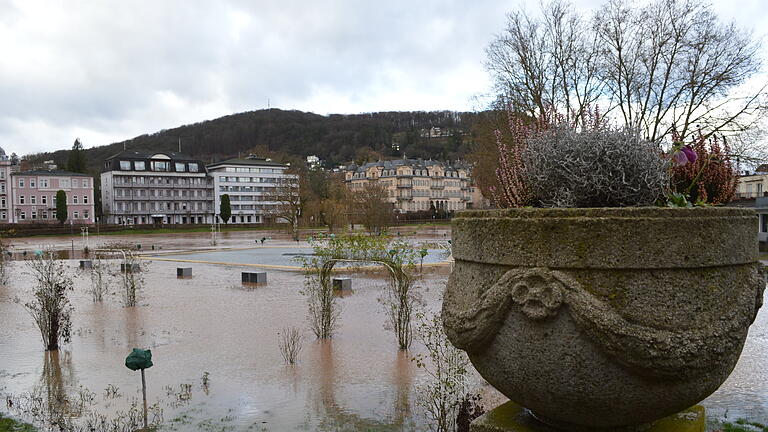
[681,146,698,164]
[672,150,689,166]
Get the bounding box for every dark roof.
[207,156,288,169]
[349,158,470,173]
[104,150,199,161]
[13,169,92,177]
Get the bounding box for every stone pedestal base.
[470,401,705,432]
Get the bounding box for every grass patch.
[0,413,36,432]
[720,419,768,432]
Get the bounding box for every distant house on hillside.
[343,158,478,214]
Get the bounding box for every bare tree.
[266,178,301,241]
[485,0,604,124]
[486,0,767,142]
[22,249,74,351]
[353,183,392,234]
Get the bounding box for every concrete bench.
[332,277,352,290]
[242,272,267,284]
[177,267,192,277]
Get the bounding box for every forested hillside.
[26,109,479,171]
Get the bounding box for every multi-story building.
[100,151,214,225]
[10,170,95,224]
[0,148,16,223]
[736,172,768,199]
[207,155,298,224]
[343,158,473,213]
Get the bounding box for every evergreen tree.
[56,190,68,224]
[220,194,231,224]
[67,138,87,173]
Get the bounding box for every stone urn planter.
[442,207,765,429]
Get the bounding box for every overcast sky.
[0,0,766,156]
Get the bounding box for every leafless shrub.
[0,236,11,285]
[87,257,111,302]
[413,312,473,432]
[116,253,144,307]
[277,326,304,364]
[21,248,74,351]
[524,126,669,207]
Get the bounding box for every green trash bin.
[125,348,153,371]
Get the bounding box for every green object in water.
[125,348,153,371]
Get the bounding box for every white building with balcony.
[100,151,214,225]
[206,155,297,224]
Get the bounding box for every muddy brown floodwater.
[0,229,767,431]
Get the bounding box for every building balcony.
[737,192,765,199]
[396,195,413,200]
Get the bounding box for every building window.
[18,178,24,188]
[42,212,47,219]
[84,210,89,219]
[41,196,47,205]
[31,211,36,220]
[19,196,24,204]
[30,196,36,204]
[1,212,5,220]
[72,179,78,188]
[762,214,768,233]
[74,211,79,219]
[189,163,199,172]
[134,161,145,171]
[81,178,88,187]
[52,211,56,219]
[83,195,88,204]
[30,179,35,188]
[73,195,78,204]
[120,161,131,170]
[175,163,185,172]
[20,211,25,220]
[151,161,170,171]
[41,179,48,188]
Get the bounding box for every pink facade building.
[0,154,15,223]
[10,170,95,224]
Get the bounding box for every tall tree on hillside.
[55,191,67,224]
[220,194,231,224]
[66,138,88,173]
